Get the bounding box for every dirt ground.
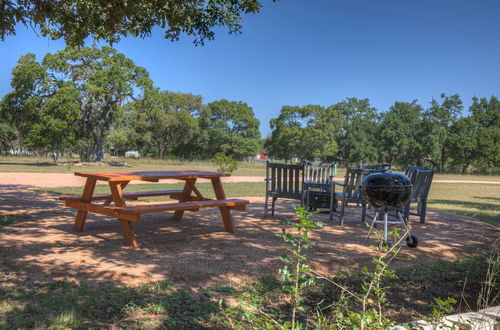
[0,176,498,289]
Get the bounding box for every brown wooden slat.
[65,200,140,222]
[75,171,230,182]
[59,190,184,201]
[120,199,249,215]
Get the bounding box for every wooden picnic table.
[59,171,249,248]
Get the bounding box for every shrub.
[213,152,239,173]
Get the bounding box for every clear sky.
[1,0,499,137]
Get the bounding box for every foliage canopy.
[0,0,273,46]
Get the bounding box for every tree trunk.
[92,127,105,162]
[158,144,167,160]
[440,146,446,173]
[461,164,469,175]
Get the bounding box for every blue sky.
[1,0,499,137]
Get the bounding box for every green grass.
[39,182,266,200]
[0,216,16,228]
[0,274,219,329]
[1,156,500,181]
[0,156,267,176]
[0,214,31,229]
[40,181,500,226]
[1,254,496,328]
[428,183,500,226]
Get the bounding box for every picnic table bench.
[59,171,249,248]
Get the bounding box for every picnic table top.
[75,170,230,182]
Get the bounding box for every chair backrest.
[360,163,392,171]
[342,167,373,200]
[405,165,429,177]
[304,162,335,185]
[266,162,305,195]
[408,169,434,203]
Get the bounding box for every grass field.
[1,156,500,181]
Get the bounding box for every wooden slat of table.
[75,171,230,182]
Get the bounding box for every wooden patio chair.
[264,162,305,218]
[329,167,373,225]
[403,168,434,223]
[303,162,336,210]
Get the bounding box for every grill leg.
[398,210,414,245]
[366,209,379,242]
[383,209,388,242]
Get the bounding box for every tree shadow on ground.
[0,185,498,290]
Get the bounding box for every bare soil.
[0,177,498,288]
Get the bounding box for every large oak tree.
[1,46,152,161]
[0,0,274,46]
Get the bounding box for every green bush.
[213,152,239,173]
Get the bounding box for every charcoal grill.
[362,170,418,248]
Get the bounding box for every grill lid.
[362,170,412,208]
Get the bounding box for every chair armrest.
[331,180,345,187]
[264,178,271,182]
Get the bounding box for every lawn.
[1,155,500,182]
[41,181,500,227]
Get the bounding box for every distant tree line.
[0,46,262,162]
[0,45,498,173]
[265,96,499,173]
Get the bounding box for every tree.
[0,121,17,154]
[0,0,273,46]
[469,96,500,170]
[202,99,261,160]
[124,89,202,159]
[446,117,479,174]
[378,101,428,166]
[1,54,81,161]
[425,93,463,172]
[2,46,153,161]
[266,105,340,162]
[333,98,379,166]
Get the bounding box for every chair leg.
[339,202,345,226]
[361,203,367,222]
[420,201,427,223]
[271,197,277,216]
[264,193,270,218]
[329,193,336,222]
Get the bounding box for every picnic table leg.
[74,177,97,232]
[103,182,129,206]
[211,177,234,233]
[172,178,196,220]
[109,181,139,248]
